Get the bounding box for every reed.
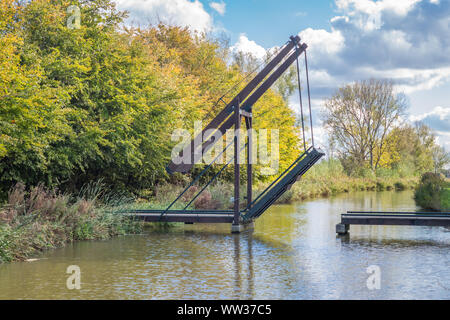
[0,182,143,263]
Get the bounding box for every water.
[0,190,449,299]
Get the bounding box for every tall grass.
[0,182,143,263]
[277,159,417,203]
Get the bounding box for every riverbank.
[0,183,143,263]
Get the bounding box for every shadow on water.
[0,190,449,299]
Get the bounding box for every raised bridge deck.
[336,211,450,235]
[129,147,324,228]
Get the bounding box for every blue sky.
[114,0,450,150]
[207,0,336,47]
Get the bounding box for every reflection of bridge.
[336,211,450,235]
[130,35,324,232]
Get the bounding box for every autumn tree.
[322,79,407,172]
[373,123,438,176]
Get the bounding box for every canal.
[0,190,449,299]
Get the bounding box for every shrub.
[441,186,450,211]
[414,172,448,211]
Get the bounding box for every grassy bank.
[137,160,418,210]
[0,182,143,263]
[278,159,417,203]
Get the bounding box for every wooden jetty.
[336,211,450,235]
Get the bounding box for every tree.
[321,79,407,172]
[431,145,450,174]
[0,0,73,196]
[412,122,436,174]
[232,51,260,75]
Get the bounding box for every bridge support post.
[336,223,349,235]
[233,101,241,228]
[246,114,253,210]
[231,221,255,234]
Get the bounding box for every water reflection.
[0,190,449,299]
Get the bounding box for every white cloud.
[209,1,226,15]
[299,28,345,56]
[355,66,450,93]
[292,0,450,148]
[115,0,213,32]
[336,0,421,17]
[409,106,450,150]
[409,106,450,126]
[230,34,267,60]
[294,0,450,96]
[381,30,412,51]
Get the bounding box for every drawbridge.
[131,35,325,232]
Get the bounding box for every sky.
[113,0,450,150]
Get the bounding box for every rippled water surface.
[1,190,449,299]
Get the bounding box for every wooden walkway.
[336,211,450,235]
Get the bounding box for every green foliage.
[388,123,437,176]
[441,187,450,211]
[414,172,449,211]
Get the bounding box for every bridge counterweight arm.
[167,36,305,174]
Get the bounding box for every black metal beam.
[247,116,253,209]
[241,43,307,112]
[243,147,324,221]
[345,211,450,216]
[234,101,241,225]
